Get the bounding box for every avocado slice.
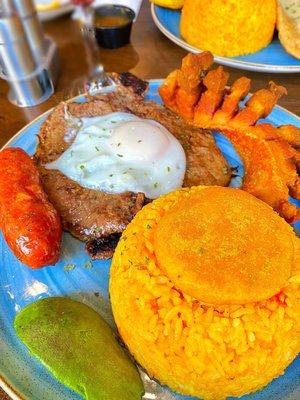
[14,297,144,400]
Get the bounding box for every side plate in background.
[151,5,300,73]
[38,3,74,22]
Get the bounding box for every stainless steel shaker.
[0,13,53,107]
[14,0,46,64]
[3,0,46,63]
[0,0,58,107]
[10,0,60,83]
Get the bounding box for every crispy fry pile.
[159,52,300,222]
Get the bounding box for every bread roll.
[277,0,300,59]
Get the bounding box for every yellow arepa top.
[110,186,300,399]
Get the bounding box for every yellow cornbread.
[180,0,277,57]
[110,186,300,400]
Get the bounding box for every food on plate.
[14,297,144,400]
[150,0,184,9]
[180,0,277,57]
[159,52,300,222]
[35,73,230,259]
[0,148,62,269]
[35,0,61,12]
[45,112,187,200]
[110,186,300,400]
[277,0,300,59]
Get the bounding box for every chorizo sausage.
[0,148,62,268]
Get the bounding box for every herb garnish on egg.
[46,112,186,199]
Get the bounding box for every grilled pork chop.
[35,74,231,259]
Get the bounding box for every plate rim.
[151,4,300,74]
[0,79,299,400]
[38,3,74,22]
[0,80,165,152]
[2,78,299,154]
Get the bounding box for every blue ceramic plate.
[151,5,300,73]
[0,81,299,400]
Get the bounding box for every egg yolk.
[46,112,186,199]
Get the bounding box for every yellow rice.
[180,0,277,57]
[110,187,300,400]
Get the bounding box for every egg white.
[46,112,186,199]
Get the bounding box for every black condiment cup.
[94,5,135,49]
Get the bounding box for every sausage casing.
[0,148,62,268]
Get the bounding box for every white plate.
[38,4,74,22]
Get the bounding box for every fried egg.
[46,112,186,199]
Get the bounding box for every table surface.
[0,1,299,399]
[1,2,300,149]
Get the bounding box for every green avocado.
[14,297,144,400]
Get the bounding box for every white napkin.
[92,0,143,17]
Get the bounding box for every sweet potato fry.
[158,69,179,111]
[277,125,300,148]
[159,52,214,115]
[221,130,297,221]
[175,88,200,120]
[232,82,287,126]
[212,77,251,126]
[177,52,213,92]
[194,67,229,128]
[290,177,300,200]
[159,52,299,222]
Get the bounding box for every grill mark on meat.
[34,74,231,259]
[86,233,122,260]
[119,72,149,96]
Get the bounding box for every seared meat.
[36,166,144,259]
[103,89,231,188]
[86,233,122,260]
[119,72,149,95]
[35,75,230,259]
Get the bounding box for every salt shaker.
[10,0,60,85]
[8,0,46,64]
[0,11,54,107]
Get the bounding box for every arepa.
[110,186,300,400]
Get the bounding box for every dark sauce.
[94,15,130,28]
